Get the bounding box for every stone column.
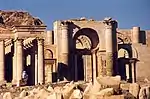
[37,39,44,84]
[132,62,135,83]
[35,52,38,85]
[92,52,97,84]
[0,40,5,82]
[74,55,78,81]
[103,18,116,76]
[97,52,103,77]
[12,41,17,84]
[126,64,130,81]
[132,27,140,43]
[61,22,69,65]
[16,39,24,85]
[83,55,87,81]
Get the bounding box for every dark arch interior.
[73,28,99,81]
[74,28,99,49]
[5,53,13,82]
[118,45,132,82]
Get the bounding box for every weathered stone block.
[129,83,140,98]
[97,75,121,89]
[120,83,130,91]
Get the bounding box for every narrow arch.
[118,44,132,58]
[118,48,129,58]
[45,49,53,59]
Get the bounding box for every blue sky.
[0,0,150,30]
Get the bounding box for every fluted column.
[103,18,116,76]
[61,22,69,65]
[12,41,17,84]
[37,39,44,84]
[16,39,24,85]
[0,40,5,82]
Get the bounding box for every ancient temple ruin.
[0,10,150,85]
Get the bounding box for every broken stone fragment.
[120,83,130,91]
[97,75,121,89]
[129,83,140,98]
[3,92,12,99]
[47,85,54,92]
[19,90,28,98]
[62,83,76,99]
[70,88,83,99]
[139,86,150,99]
[95,88,114,96]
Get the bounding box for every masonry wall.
[117,28,150,81]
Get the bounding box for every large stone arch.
[72,28,99,81]
[73,28,99,50]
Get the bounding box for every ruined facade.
[0,10,150,85]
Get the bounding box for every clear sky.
[0,0,150,30]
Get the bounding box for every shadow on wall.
[139,31,146,44]
[57,63,69,81]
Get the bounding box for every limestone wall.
[117,28,150,81]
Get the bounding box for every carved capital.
[103,17,116,29]
[37,39,44,46]
[61,21,72,30]
[16,39,23,46]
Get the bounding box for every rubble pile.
[0,10,44,28]
[0,76,150,99]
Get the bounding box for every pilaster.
[37,39,44,84]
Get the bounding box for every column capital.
[16,39,23,46]
[14,38,23,42]
[61,21,71,30]
[37,39,44,46]
[103,17,117,29]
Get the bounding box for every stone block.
[129,83,140,98]
[97,75,121,89]
[3,92,12,99]
[62,83,76,99]
[84,94,126,99]
[139,86,150,99]
[120,83,130,91]
[95,88,114,96]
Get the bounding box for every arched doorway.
[118,37,133,81]
[118,48,130,80]
[44,49,56,83]
[73,28,99,82]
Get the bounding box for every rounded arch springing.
[45,49,53,59]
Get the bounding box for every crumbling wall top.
[0,10,45,29]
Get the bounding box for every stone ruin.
[0,10,149,99]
